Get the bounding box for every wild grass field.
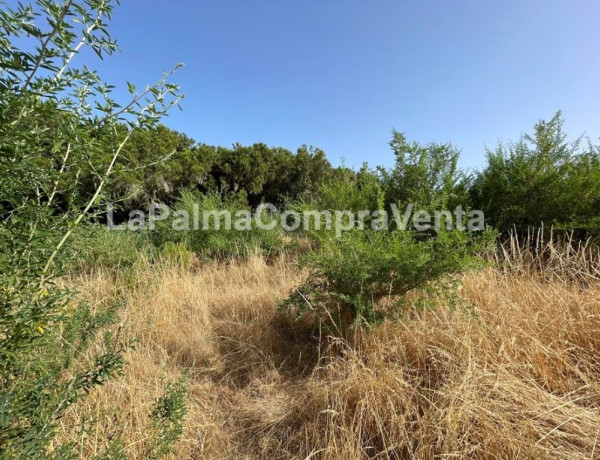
[4,2,600,458]
[56,238,600,459]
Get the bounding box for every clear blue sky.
[20,0,600,170]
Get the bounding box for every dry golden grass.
[60,242,600,459]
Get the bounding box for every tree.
[381,130,469,214]
[0,1,182,456]
[110,125,202,209]
[470,111,600,237]
[211,142,275,198]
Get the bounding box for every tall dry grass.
[60,240,600,459]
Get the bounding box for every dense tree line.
[27,110,600,238]
[127,112,600,238]
[5,101,599,239]
[40,123,336,219]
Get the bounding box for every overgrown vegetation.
[1,0,599,458]
[0,1,183,457]
[281,228,495,329]
[151,191,283,260]
[56,240,600,459]
[470,112,600,237]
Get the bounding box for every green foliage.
[212,142,276,196]
[264,144,334,205]
[97,125,200,212]
[287,164,385,243]
[381,130,469,213]
[281,228,495,330]
[280,131,494,332]
[62,131,336,218]
[471,111,600,237]
[0,277,130,458]
[153,191,284,260]
[560,147,600,235]
[0,0,182,457]
[159,241,193,267]
[146,380,188,459]
[68,225,152,272]
[311,164,384,213]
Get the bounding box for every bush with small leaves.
[281,228,495,332]
[0,0,182,456]
[145,380,188,460]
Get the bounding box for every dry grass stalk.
[59,246,600,459]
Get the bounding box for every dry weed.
[60,242,600,459]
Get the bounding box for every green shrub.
[0,1,182,457]
[145,380,188,459]
[470,112,600,237]
[381,130,470,214]
[68,225,152,272]
[0,275,130,457]
[158,242,193,266]
[281,228,495,330]
[309,165,384,213]
[286,165,384,247]
[153,191,284,260]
